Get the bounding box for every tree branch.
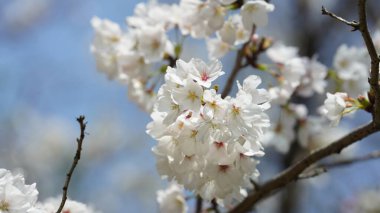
[229,122,380,213]
[321,6,359,31]
[56,116,87,213]
[357,0,380,125]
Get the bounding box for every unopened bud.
[213,85,219,92]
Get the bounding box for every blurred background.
[1,0,380,212]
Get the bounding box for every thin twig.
[229,122,380,213]
[299,150,380,180]
[56,116,87,213]
[323,150,380,168]
[321,6,359,31]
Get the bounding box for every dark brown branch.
[250,179,260,191]
[357,0,380,125]
[229,122,380,213]
[299,149,380,180]
[56,116,87,213]
[321,6,359,31]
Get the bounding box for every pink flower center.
[214,141,224,149]
[218,165,230,173]
[201,71,209,81]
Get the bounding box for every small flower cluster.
[318,44,372,126]
[333,44,369,97]
[266,43,328,105]
[91,0,275,112]
[0,168,98,213]
[147,58,270,202]
[90,15,166,112]
[179,0,274,39]
[259,42,329,153]
[262,103,306,153]
[157,183,187,213]
[206,1,274,59]
[259,39,374,153]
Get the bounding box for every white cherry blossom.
[189,58,224,88]
[267,43,299,64]
[137,25,170,63]
[262,109,296,154]
[172,78,204,112]
[333,44,369,97]
[296,57,328,97]
[206,38,232,59]
[37,197,99,213]
[157,183,188,213]
[0,169,38,213]
[241,0,275,30]
[320,92,348,126]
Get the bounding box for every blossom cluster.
[260,42,331,153]
[90,0,275,112]
[147,58,270,202]
[0,168,98,213]
[333,44,369,97]
[256,37,376,153]
[266,42,328,105]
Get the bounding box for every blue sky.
[1,0,380,212]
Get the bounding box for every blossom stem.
[299,149,380,180]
